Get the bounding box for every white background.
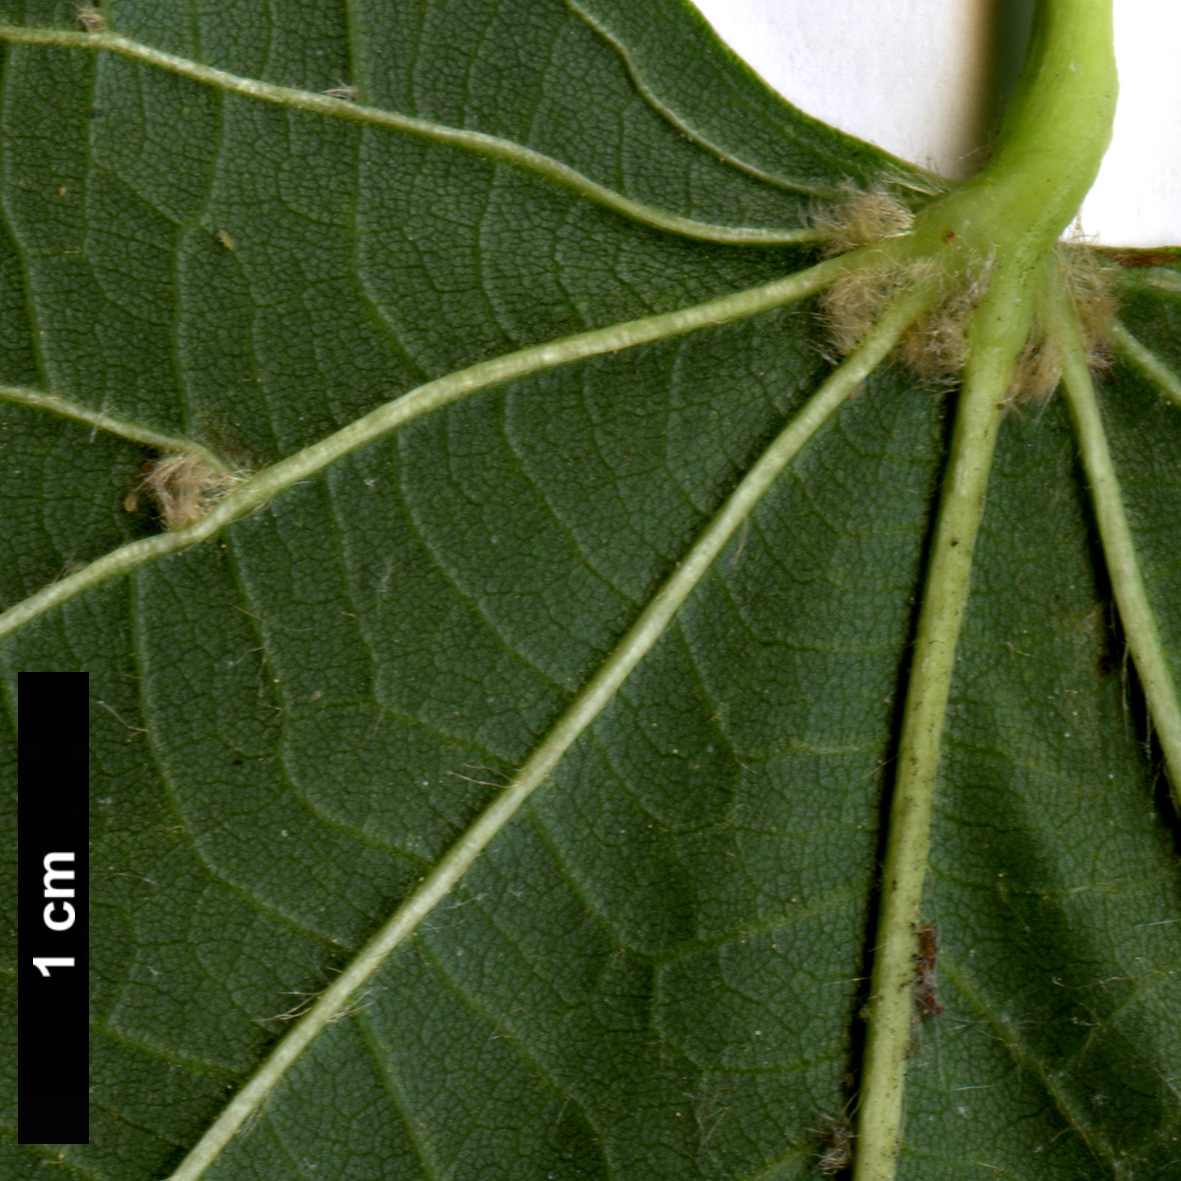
[688,0,1181,246]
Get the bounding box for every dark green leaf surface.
[0,2,1178,1179]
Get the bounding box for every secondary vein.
[0,23,821,248]
[160,279,938,1181]
[0,383,234,471]
[0,255,858,639]
[564,0,833,198]
[1110,324,1181,410]
[1060,307,1181,810]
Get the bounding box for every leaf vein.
[0,23,820,247]
[1111,323,1181,411]
[412,931,612,1158]
[356,1008,445,1181]
[563,0,831,200]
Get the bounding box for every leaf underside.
[1,1,1179,1179]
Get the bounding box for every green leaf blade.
[0,3,1179,1179]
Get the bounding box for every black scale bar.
[18,672,89,1144]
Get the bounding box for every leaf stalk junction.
[850,1,1121,1177]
